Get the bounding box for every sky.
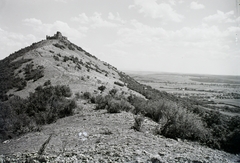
[0,0,240,75]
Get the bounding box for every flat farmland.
[127,71,240,115]
[214,99,240,107]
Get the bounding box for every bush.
[132,115,144,131]
[68,44,75,50]
[53,55,60,61]
[141,100,165,122]
[98,85,106,92]
[158,104,208,141]
[0,84,76,141]
[129,97,208,141]
[114,81,124,87]
[44,80,51,86]
[95,95,111,110]
[24,63,44,81]
[75,92,81,99]
[63,56,70,62]
[54,85,72,97]
[53,43,65,49]
[223,129,240,154]
[106,99,122,113]
[109,88,118,96]
[83,92,91,99]
[94,94,133,113]
[90,96,96,103]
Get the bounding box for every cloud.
[169,0,175,5]
[23,18,42,26]
[190,2,205,10]
[71,12,118,28]
[131,0,184,22]
[108,12,126,24]
[53,0,70,3]
[107,19,234,62]
[227,26,240,33]
[105,19,239,74]
[203,10,235,23]
[0,28,36,59]
[23,18,85,39]
[70,13,89,24]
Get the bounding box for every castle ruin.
[46,31,67,40]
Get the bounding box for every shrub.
[95,95,111,110]
[106,99,133,113]
[53,43,65,49]
[14,78,27,91]
[0,84,77,141]
[129,97,209,141]
[132,115,144,131]
[106,99,122,113]
[90,96,96,103]
[156,102,208,141]
[63,56,70,62]
[114,81,124,87]
[75,92,81,99]
[24,63,44,81]
[109,88,118,96]
[53,55,60,61]
[223,129,240,154]
[119,100,134,112]
[54,85,72,97]
[68,44,75,50]
[142,100,165,122]
[83,92,91,99]
[44,80,51,86]
[98,85,106,92]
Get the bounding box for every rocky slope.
[0,101,239,163]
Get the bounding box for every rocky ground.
[0,100,239,163]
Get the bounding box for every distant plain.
[127,71,240,114]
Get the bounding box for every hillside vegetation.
[117,72,240,154]
[0,81,76,140]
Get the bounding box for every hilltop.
[0,32,239,162]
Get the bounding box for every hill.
[0,31,141,100]
[0,32,239,162]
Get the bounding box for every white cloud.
[23,18,42,25]
[54,0,71,3]
[190,2,205,10]
[0,28,36,59]
[71,13,89,24]
[107,19,234,62]
[23,18,85,39]
[105,19,239,74]
[132,0,184,22]
[71,12,118,28]
[108,12,126,24]
[169,0,175,6]
[178,0,184,4]
[227,26,240,33]
[203,10,235,23]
